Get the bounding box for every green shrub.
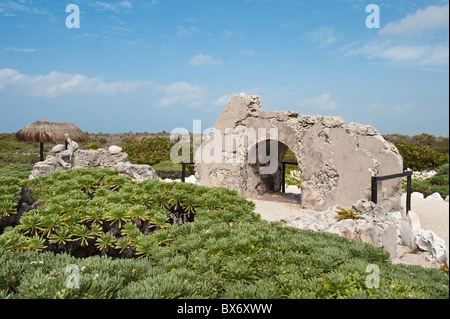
[285,168,301,188]
[384,134,449,156]
[87,141,101,150]
[0,153,39,165]
[122,136,178,166]
[152,161,195,180]
[152,161,183,172]
[0,167,448,299]
[283,149,298,163]
[0,169,258,258]
[384,133,449,171]
[393,141,448,171]
[0,134,24,153]
[0,163,34,179]
[408,163,449,199]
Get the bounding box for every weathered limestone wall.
[195,94,403,211]
[29,149,159,183]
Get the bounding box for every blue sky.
[0,0,448,135]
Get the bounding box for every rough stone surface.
[426,192,444,201]
[195,94,403,211]
[401,211,422,250]
[386,211,403,240]
[280,200,398,259]
[415,230,449,267]
[411,192,424,200]
[29,149,158,182]
[109,145,123,155]
[398,209,449,267]
[115,162,158,183]
[51,144,66,154]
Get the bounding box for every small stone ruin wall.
[195,94,404,211]
[29,148,158,183]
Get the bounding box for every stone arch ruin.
[195,94,404,211]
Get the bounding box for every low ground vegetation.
[0,169,448,299]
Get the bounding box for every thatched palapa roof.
[16,120,89,143]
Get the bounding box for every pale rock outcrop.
[109,145,123,155]
[281,199,399,259]
[115,162,158,183]
[426,192,444,201]
[29,149,158,183]
[400,211,422,250]
[400,210,449,267]
[415,230,449,267]
[51,144,66,154]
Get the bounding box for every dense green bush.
[393,141,448,171]
[0,169,257,258]
[0,177,23,233]
[0,134,39,179]
[152,161,195,179]
[122,136,178,166]
[384,134,449,171]
[385,133,449,156]
[0,134,25,153]
[0,169,448,299]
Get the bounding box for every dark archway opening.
[248,139,301,203]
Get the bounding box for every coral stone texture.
[195,94,403,211]
[29,148,158,183]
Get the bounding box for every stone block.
[109,145,123,155]
[29,149,157,183]
[401,211,422,250]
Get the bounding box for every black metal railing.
[181,162,195,183]
[371,171,412,212]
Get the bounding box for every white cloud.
[5,47,38,53]
[307,26,338,48]
[367,102,413,114]
[154,82,207,108]
[190,54,223,66]
[176,26,199,38]
[380,4,449,36]
[298,93,339,111]
[0,1,47,16]
[342,4,449,70]
[0,68,153,98]
[345,41,449,67]
[90,1,132,12]
[213,94,233,106]
[0,69,210,109]
[223,29,234,39]
[239,49,257,56]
